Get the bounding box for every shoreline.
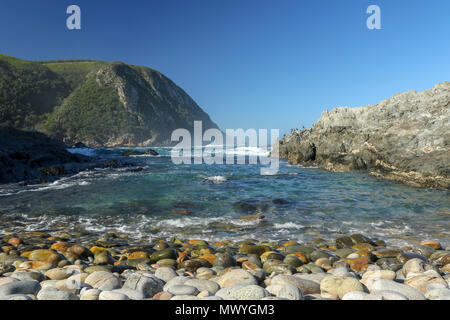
[1,231,449,300]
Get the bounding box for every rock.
[94,251,115,265]
[404,274,447,294]
[414,245,435,258]
[111,289,145,300]
[217,269,257,288]
[0,280,41,297]
[341,291,370,300]
[334,248,354,258]
[420,240,442,250]
[373,249,402,259]
[29,249,62,265]
[371,279,425,300]
[11,270,44,282]
[402,258,426,277]
[294,273,328,284]
[37,288,79,300]
[397,252,428,264]
[154,291,173,300]
[0,277,18,286]
[335,236,354,248]
[213,253,236,268]
[170,295,200,300]
[215,285,247,300]
[45,268,74,280]
[185,279,220,294]
[284,255,304,268]
[425,288,450,300]
[6,294,34,300]
[163,276,191,292]
[271,275,320,294]
[155,267,177,282]
[265,284,284,296]
[277,283,303,300]
[361,270,396,291]
[372,290,409,300]
[150,248,177,261]
[84,265,112,274]
[320,276,365,299]
[80,288,101,300]
[337,277,365,299]
[167,285,199,296]
[233,285,269,300]
[85,271,121,290]
[196,268,216,280]
[123,273,164,298]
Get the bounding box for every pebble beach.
[1,231,449,301]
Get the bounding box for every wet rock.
[420,240,442,250]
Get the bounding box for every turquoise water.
[0,147,449,246]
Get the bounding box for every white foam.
[205,176,228,183]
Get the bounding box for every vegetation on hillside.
[0,53,219,146]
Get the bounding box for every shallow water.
[0,147,449,247]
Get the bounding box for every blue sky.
[1,0,449,135]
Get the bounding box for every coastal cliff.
[278,82,450,189]
[0,54,219,147]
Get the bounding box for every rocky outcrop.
[0,126,89,184]
[278,82,450,189]
[0,126,134,185]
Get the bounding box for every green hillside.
[0,54,219,146]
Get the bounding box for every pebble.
[233,285,269,300]
[85,271,121,291]
[155,267,178,282]
[123,273,164,298]
[271,274,320,294]
[277,283,303,300]
[217,269,257,288]
[167,284,199,296]
[80,288,101,300]
[185,279,220,294]
[0,280,41,297]
[37,287,79,300]
[99,291,129,300]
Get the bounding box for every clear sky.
[1,0,449,135]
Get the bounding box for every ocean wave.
[67,148,98,157]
